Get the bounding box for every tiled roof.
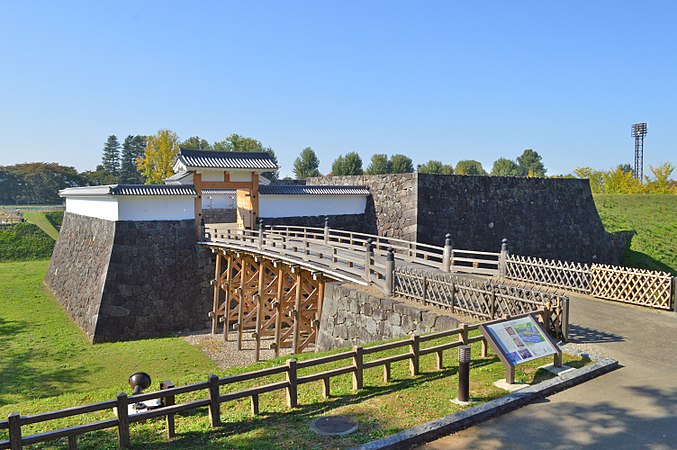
[176,148,278,171]
[165,171,193,184]
[60,185,197,197]
[202,189,236,195]
[259,185,370,195]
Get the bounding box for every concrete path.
[418,295,677,449]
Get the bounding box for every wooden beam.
[211,252,222,335]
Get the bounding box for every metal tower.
[631,123,647,182]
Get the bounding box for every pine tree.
[101,135,121,180]
[366,154,392,175]
[120,135,147,183]
[293,147,321,179]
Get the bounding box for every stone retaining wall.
[202,208,236,224]
[316,282,462,351]
[261,213,374,234]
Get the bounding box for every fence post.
[286,359,298,408]
[422,275,427,303]
[409,334,420,376]
[116,392,131,449]
[324,217,330,244]
[385,248,395,296]
[460,323,468,345]
[352,346,364,391]
[208,374,221,427]
[8,412,22,450]
[160,381,175,439]
[561,297,570,341]
[498,238,508,277]
[449,277,456,313]
[443,233,452,273]
[672,277,677,313]
[489,282,496,320]
[258,220,264,250]
[365,239,374,282]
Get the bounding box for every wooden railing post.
[490,282,496,320]
[561,297,570,341]
[365,238,374,282]
[422,275,427,303]
[258,220,264,250]
[498,238,508,277]
[208,374,221,427]
[460,323,468,345]
[160,381,176,438]
[286,359,298,408]
[442,233,452,273]
[385,248,395,296]
[352,346,364,391]
[409,334,420,376]
[324,217,330,244]
[672,277,677,313]
[116,392,131,449]
[449,277,456,313]
[8,412,22,450]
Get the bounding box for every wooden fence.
[0,312,544,450]
[394,267,569,340]
[505,254,677,311]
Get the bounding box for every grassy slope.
[594,194,677,275]
[0,223,55,261]
[22,211,60,240]
[0,261,588,449]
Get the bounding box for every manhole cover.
[309,415,359,436]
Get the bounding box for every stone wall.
[308,174,417,241]
[316,282,462,351]
[45,213,213,343]
[261,213,375,234]
[202,208,236,224]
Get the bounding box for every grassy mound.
[594,194,677,275]
[21,211,60,240]
[0,223,55,261]
[44,211,64,230]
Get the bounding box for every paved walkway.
[418,295,677,449]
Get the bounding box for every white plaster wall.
[230,171,252,182]
[65,197,119,221]
[203,195,235,209]
[117,197,195,221]
[259,195,366,218]
[200,170,226,182]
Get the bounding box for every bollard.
[442,233,452,273]
[498,238,508,277]
[324,217,330,244]
[457,345,471,403]
[385,247,395,296]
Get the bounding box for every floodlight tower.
[631,122,647,182]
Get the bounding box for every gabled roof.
[259,185,370,196]
[175,148,278,171]
[60,184,197,197]
[165,171,193,185]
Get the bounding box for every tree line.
[574,163,677,194]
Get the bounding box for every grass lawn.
[594,194,677,275]
[0,260,589,449]
[22,211,60,240]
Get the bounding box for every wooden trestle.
[209,248,327,360]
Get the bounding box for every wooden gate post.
[442,233,452,273]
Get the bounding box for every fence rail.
[0,312,543,450]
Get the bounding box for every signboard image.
[482,315,560,367]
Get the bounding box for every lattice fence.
[590,264,674,310]
[394,267,569,339]
[505,254,590,293]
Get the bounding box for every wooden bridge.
[201,224,505,358]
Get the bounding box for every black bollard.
[458,345,471,403]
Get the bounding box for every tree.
[417,160,453,175]
[3,163,85,204]
[101,135,120,179]
[491,157,521,176]
[292,147,321,179]
[366,154,392,175]
[136,129,180,184]
[331,152,363,176]
[119,135,147,183]
[516,149,546,177]
[574,167,604,194]
[644,162,676,194]
[619,163,633,174]
[455,160,487,176]
[0,168,22,204]
[603,166,643,194]
[81,165,117,185]
[181,136,212,150]
[213,134,279,180]
[390,154,414,173]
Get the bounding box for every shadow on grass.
[567,324,624,344]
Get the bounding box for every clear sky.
[1,1,675,178]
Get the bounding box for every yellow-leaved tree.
[136,129,180,184]
[644,162,676,194]
[573,167,605,193]
[603,166,643,194]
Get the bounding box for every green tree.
[136,129,180,184]
[516,149,546,177]
[603,166,643,194]
[213,134,279,180]
[181,136,212,150]
[119,135,147,183]
[455,160,487,175]
[574,167,605,194]
[292,147,321,179]
[366,154,392,175]
[644,162,676,194]
[490,157,521,176]
[0,169,22,204]
[3,163,85,204]
[81,165,117,185]
[101,135,120,179]
[417,160,453,175]
[390,154,414,173]
[331,152,363,176]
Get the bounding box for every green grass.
[594,194,677,275]
[22,211,60,240]
[0,223,55,261]
[44,211,64,230]
[0,261,589,449]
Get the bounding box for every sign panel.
[482,316,559,366]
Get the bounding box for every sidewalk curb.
[352,352,619,450]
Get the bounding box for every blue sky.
[1,1,675,178]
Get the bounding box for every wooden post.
[352,346,364,391]
[316,276,325,324]
[254,294,262,362]
[322,378,331,399]
[409,334,420,376]
[292,270,302,353]
[8,412,22,450]
[365,239,374,282]
[208,374,221,427]
[116,392,131,449]
[450,278,456,313]
[258,220,264,250]
[68,435,77,450]
[383,363,391,383]
[442,233,452,273]
[422,275,427,303]
[251,395,259,416]
[324,217,330,244]
[274,266,284,358]
[490,283,496,320]
[460,323,468,344]
[499,238,508,278]
[436,350,444,370]
[211,252,222,335]
[223,254,232,341]
[385,248,395,297]
[160,381,175,439]
[286,359,298,408]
